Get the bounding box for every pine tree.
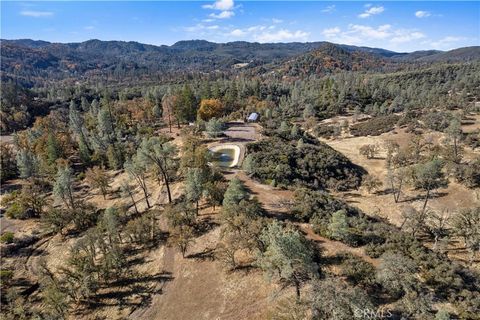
[16,149,38,179]
[257,221,317,298]
[53,166,75,209]
[185,168,205,215]
[328,210,349,241]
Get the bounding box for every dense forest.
[1,39,480,320]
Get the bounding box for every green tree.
[257,221,318,298]
[451,207,480,265]
[120,180,139,215]
[175,85,197,124]
[205,118,224,138]
[328,210,349,241]
[152,104,162,121]
[0,143,17,183]
[445,117,462,162]
[376,251,417,298]
[16,149,38,179]
[124,156,151,209]
[137,136,178,203]
[311,278,373,320]
[222,177,248,209]
[46,133,63,165]
[413,159,448,213]
[185,167,206,215]
[85,166,110,199]
[53,166,75,209]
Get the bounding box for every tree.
[400,206,426,237]
[362,174,383,194]
[243,154,254,175]
[99,207,121,245]
[137,136,178,203]
[359,144,378,159]
[168,225,195,258]
[222,177,248,209]
[303,104,315,120]
[328,210,349,241]
[152,104,162,122]
[124,156,151,209]
[451,207,480,265]
[46,133,63,165]
[185,167,206,215]
[387,166,405,203]
[162,93,176,133]
[175,85,197,124]
[311,278,374,320]
[205,118,224,138]
[16,149,38,179]
[257,221,318,298]
[53,166,75,209]
[376,251,417,298]
[0,143,17,183]
[42,206,71,235]
[204,181,226,212]
[445,117,462,162]
[426,209,450,251]
[85,166,110,199]
[120,180,139,215]
[413,159,448,213]
[197,99,224,121]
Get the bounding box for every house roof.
[248,112,259,121]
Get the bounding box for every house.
[247,112,259,122]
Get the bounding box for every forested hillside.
[1,38,480,320]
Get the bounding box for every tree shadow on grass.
[80,271,174,312]
[187,247,215,261]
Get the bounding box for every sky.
[1,1,479,52]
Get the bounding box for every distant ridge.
[1,38,479,86]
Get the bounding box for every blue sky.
[1,1,479,52]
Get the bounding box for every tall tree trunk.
[422,189,431,213]
[129,192,139,215]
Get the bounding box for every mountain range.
[1,38,479,85]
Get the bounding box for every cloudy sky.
[1,1,479,52]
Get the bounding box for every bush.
[421,111,453,132]
[350,115,399,136]
[314,124,338,138]
[0,232,15,244]
[246,133,364,191]
[339,253,376,286]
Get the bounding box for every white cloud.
[225,24,309,42]
[415,11,431,18]
[272,18,283,24]
[202,0,234,11]
[20,10,54,17]
[209,10,235,19]
[322,27,341,37]
[349,24,392,39]
[321,24,426,48]
[390,30,426,43]
[358,6,384,18]
[254,29,309,43]
[230,29,246,37]
[321,5,335,13]
[428,36,467,49]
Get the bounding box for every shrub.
[421,112,453,132]
[0,232,15,244]
[339,253,376,286]
[246,134,364,191]
[350,115,399,136]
